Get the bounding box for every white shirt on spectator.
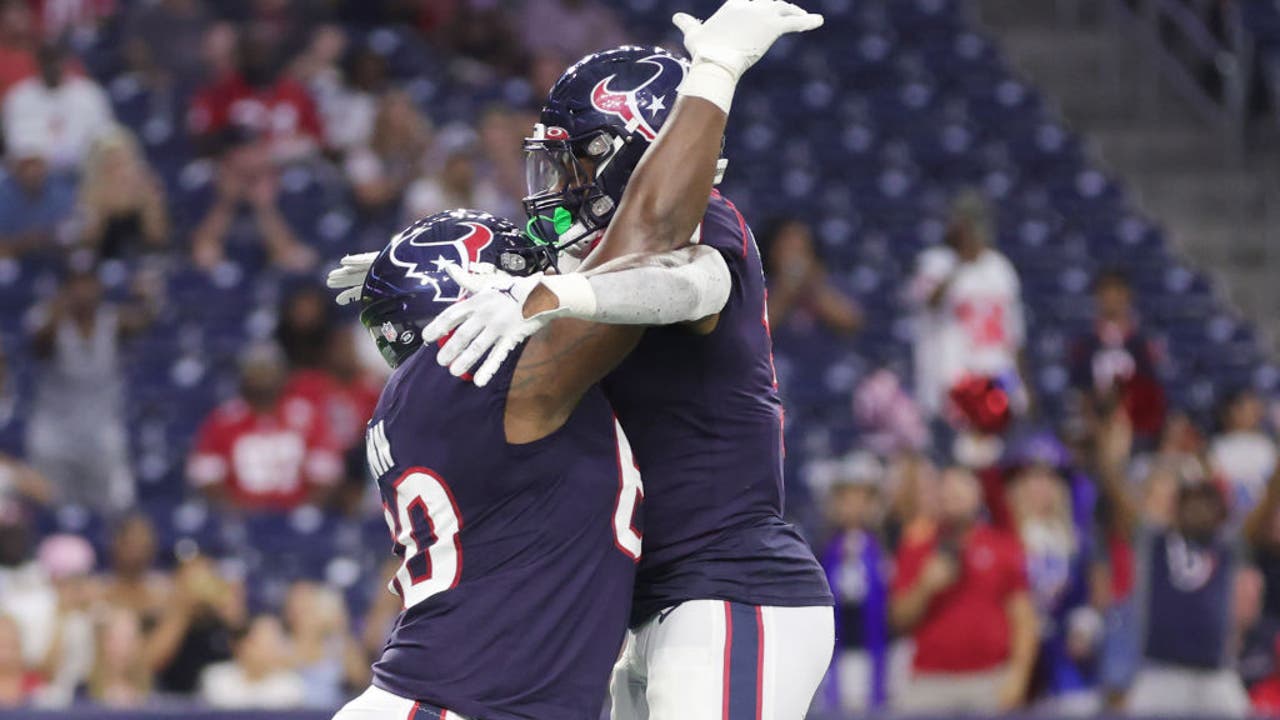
[1210,430,1278,516]
[0,562,56,666]
[2,75,113,170]
[199,662,306,709]
[402,177,511,227]
[910,246,1025,417]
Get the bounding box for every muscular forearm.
[890,582,936,632]
[527,246,730,325]
[579,97,727,270]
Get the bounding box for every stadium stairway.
[974,0,1280,353]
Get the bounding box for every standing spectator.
[518,0,626,62]
[760,217,862,336]
[1127,478,1252,717]
[890,466,1038,712]
[1069,271,1167,444]
[2,43,113,171]
[186,342,341,512]
[33,534,97,707]
[147,554,246,695]
[402,138,509,224]
[187,29,324,163]
[99,514,170,624]
[1006,456,1101,712]
[283,326,381,453]
[27,266,153,514]
[283,581,366,707]
[0,501,57,672]
[198,614,305,709]
[0,131,75,258]
[295,37,387,156]
[190,129,316,272]
[817,452,891,713]
[0,614,37,708]
[1210,389,1277,520]
[434,2,526,76]
[344,90,432,215]
[476,106,528,214]
[121,0,212,91]
[909,190,1028,422]
[77,127,170,259]
[1245,467,1280,621]
[88,607,151,708]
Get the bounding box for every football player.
[328,3,822,720]
[422,8,836,720]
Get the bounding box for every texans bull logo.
[590,53,686,141]
[388,220,494,302]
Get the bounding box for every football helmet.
[523,45,725,253]
[358,209,553,369]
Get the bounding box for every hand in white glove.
[326,252,378,306]
[674,0,823,112]
[421,264,549,387]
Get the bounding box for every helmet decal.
[588,53,685,141]
[388,220,494,302]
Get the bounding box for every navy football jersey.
[601,190,834,626]
[366,343,643,720]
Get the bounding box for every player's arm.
[504,2,823,443]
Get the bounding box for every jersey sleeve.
[187,411,231,488]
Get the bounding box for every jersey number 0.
[384,420,644,610]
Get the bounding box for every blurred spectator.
[283,581,366,707]
[0,0,36,101]
[402,134,508,224]
[190,130,316,272]
[77,127,170,259]
[187,342,342,511]
[759,217,862,336]
[528,49,570,99]
[816,452,891,713]
[33,534,97,707]
[0,614,37,707]
[1069,270,1167,444]
[518,0,626,62]
[852,369,930,457]
[121,0,213,90]
[276,284,335,370]
[284,325,381,454]
[148,554,246,695]
[1210,388,1277,519]
[1127,478,1252,717]
[1245,468,1280,620]
[27,266,155,514]
[88,606,150,708]
[188,28,324,163]
[0,501,57,671]
[890,466,1038,712]
[345,90,432,215]
[199,614,304,709]
[0,131,75,258]
[294,35,388,156]
[2,43,113,171]
[909,190,1028,423]
[100,514,170,623]
[1005,452,1101,712]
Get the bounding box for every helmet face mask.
[525,46,694,256]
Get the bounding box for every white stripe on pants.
[610,600,834,720]
[331,685,473,720]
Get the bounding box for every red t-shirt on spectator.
[187,395,341,510]
[282,369,381,452]
[187,73,323,146]
[893,523,1029,673]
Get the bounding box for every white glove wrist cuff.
[678,60,737,115]
[537,274,598,320]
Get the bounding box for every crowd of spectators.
[0,0,1273,716]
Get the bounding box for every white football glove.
[675,0,824,113]
[421,264,549,387]
[326,252,378,306]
